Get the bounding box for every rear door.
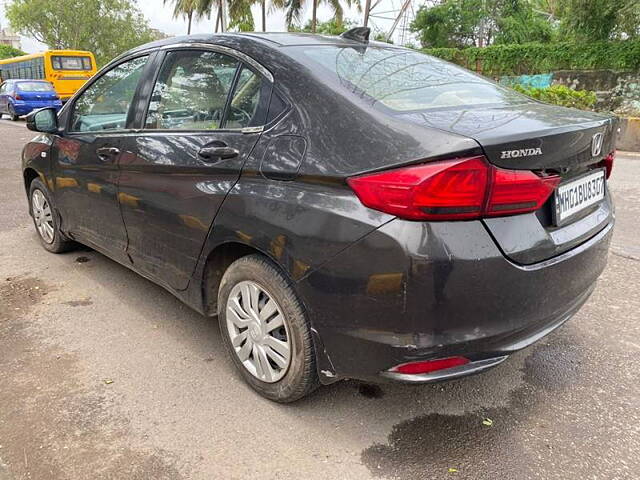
[118,47,271,290]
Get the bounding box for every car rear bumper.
[298,216,613,384]
[12,102,62,115]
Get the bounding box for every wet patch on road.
[361,333,589,479]
[1,275,48,321]
[357,383,385,399]
[62,298,93,307]
[0,276,187,480]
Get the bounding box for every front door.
[52,55,151,262]
[118,49,271,290]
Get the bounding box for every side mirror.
[26,107,58,134]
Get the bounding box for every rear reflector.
[347,156,560,221]
[390,356,470,375]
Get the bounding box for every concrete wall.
[617,117,640,152]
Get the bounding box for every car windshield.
[17,82,54,92]
[297,46,526,112]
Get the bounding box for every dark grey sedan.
[21,28,616,401]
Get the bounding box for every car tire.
[217,254,319,402]
[29,178,76,253]
[8,105,19,121]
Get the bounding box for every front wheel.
[218,254,319,402]
[29,178,75,253]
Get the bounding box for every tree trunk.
[311,0,317,33]
[261,0,266,32]
[215,6,221,32]
[187,11,193,34]
[220,0,227,32]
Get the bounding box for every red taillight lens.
[486,168,560,217]
[599,151,615,179]
[14,93,22,100]
[347,156,560,221]
[390,356,470,375]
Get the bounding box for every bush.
[512,84,597,110]
[422,40,640,76]
[0,44,26,60]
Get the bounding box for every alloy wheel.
[32,189,54,244]
[226,280,291,383]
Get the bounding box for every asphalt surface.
[0,118,638,480]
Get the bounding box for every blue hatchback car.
[0,80,62,121]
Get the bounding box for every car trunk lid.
[398,101,617,264]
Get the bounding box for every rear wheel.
[217,254,319,402]
[8,104,19,121]
[29,178,75,253]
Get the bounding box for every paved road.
[1,119,638,480]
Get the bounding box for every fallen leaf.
[482,418,493,426]
[448,467,458,473]
[103,379,113,385]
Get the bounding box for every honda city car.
[21,28,616,402]
[0,80,62,120]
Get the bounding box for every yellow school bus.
[0,50,97,101]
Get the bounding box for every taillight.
[14,93,22,100]
[390,356,470,375]
[347,156,560,221]
[598,151,615,179]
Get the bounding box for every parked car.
[21,29,616,402]
[0,80,62,121]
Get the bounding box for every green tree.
[558,0,640,41]
[0,44,26,60]
[292,18,354,34]
[5,0,161,66]
[165,0,199,34]
[494,0,554,44]
[275,0,360,32]
[410,0,554,48]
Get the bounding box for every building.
[0,28,21,50]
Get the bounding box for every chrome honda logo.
[592,132,604,157]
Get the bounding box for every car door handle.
[96,147,120,161]
[198,145,239,162]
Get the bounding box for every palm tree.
[165,0,199,34]
[198,0,226,32]
[273,0,360,33]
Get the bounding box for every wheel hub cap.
[32,189,54,244]
[225,280,291,383]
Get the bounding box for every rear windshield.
[17,81,54,92]
[297,46,525,112]
[51,55,92,71]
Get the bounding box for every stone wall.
[500,70,640,116]
[552,70,640,115]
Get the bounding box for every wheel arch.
[201,241,280,317]
[199,239,338,384]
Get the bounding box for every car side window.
[70,55,148,132]
[225,66,263,129]
[144,50,238,130]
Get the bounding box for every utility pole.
[364,0,371,27]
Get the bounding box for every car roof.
[124,31,387,55]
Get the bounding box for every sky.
[0,0,379,54]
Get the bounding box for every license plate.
[553,169,605,225]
